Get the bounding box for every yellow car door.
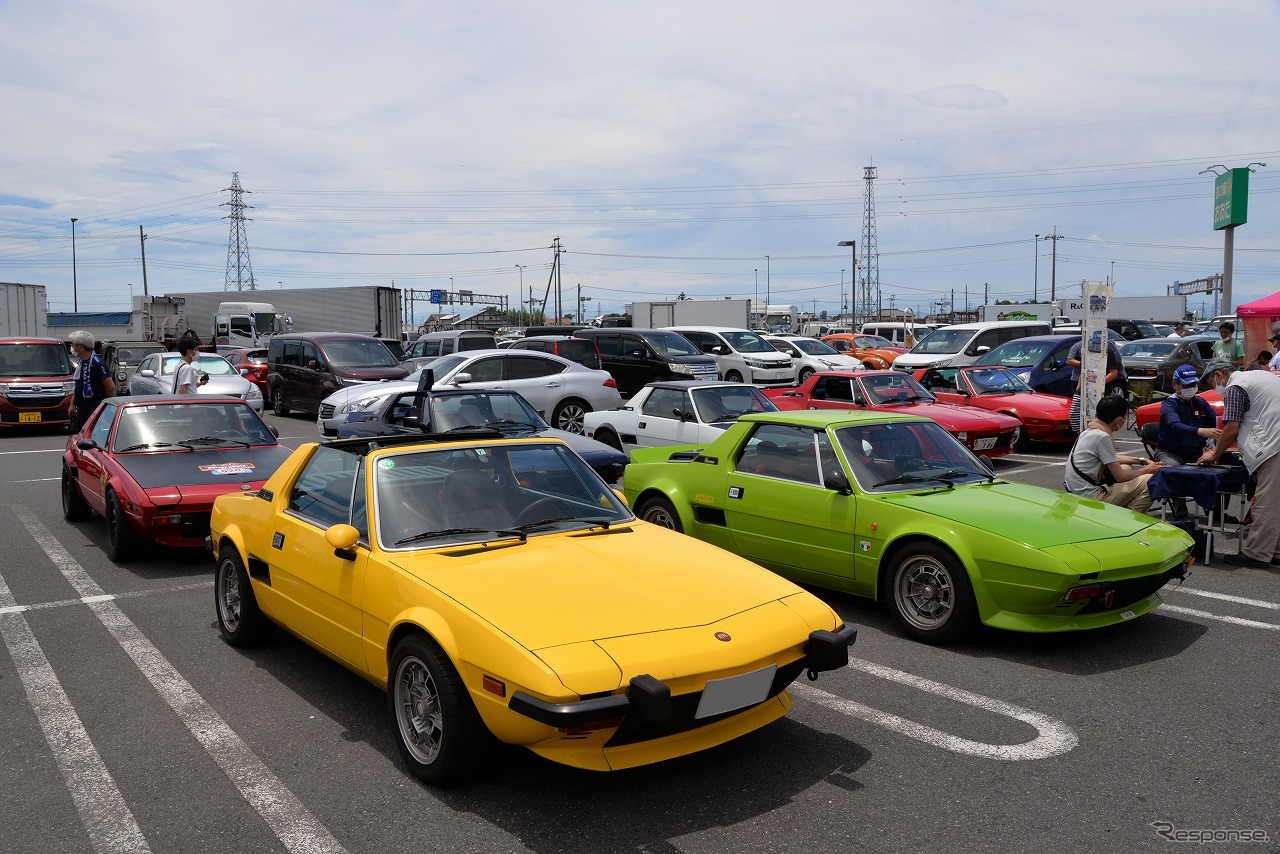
[268,446,369,670]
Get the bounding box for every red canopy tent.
[1235,291,1280,366]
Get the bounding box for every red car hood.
[967,392,1072,419]
[869,400,1021,431]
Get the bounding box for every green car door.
[720,422,860,591]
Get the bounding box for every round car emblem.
[30,385,43,393]
[714,632,731,642]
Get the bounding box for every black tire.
[389,633,494,785]
[62,464,91,522]
[724,370,744,383]
[551,398,590,435]
[214,546,276,646]
[797,367,815,384]
[104,489,140,562]
[272,388,290,417]
[637,495,683,533]
[887,542,978,644]
[593,427,623,452]
[1009,422,1032,452]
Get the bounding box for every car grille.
[6,393,66,407]
[319,403,336,419]
[1074,566,1185,615]
[605,659,805,747]
[688,363,718,378]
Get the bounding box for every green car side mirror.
[824,467,853,496]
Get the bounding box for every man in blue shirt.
[1156,364,1220,464]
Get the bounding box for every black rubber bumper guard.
[509,623,858,728]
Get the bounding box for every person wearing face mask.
[1198,356,1280,567]
[1156,364,1221,465]
[1212,322,1245,370]
[1064,394,1165,511]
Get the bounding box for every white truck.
[212,301,291,351]
[46,294,189,344]
[626,297,753,329]
[0,282,49,336]
[170,285,403,349]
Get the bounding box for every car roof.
[738,409,928,429]
[0,336,66,345]
[115,393,250,405]
[513,335,580,343]
[664,325,754,333]
[643,380,749,391]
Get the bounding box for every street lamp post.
[754,268,758,326]
[765,256,770,317]
[837,241,856,325]
[70,218,79,311]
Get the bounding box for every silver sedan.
[128,352,265,412]
[316,350,621,436]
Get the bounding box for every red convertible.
[764,370,1022,458]
[61,394,292,560]
[912,365,1073,449]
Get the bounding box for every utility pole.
[1043,228,1063,303]
[765,255,771,312]
[138,225,150,297]
[1033,234,1040,302]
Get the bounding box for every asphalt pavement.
[1,414,1275,853]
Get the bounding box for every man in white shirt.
[1167,322,1188,338]
[1064,395,1164,511]
[173,341,205,394]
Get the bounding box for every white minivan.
[664,325,797,386]
[892,320,1053,372]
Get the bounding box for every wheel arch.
[385,609,461,686]
[876,533,977,605]
[631,484,694,530]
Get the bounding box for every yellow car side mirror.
[612,488,629,507]
[325,524,360,559]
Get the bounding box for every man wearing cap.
[1198,356,1280,567]
[1157,365,1220,465]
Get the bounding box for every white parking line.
[1159,604,1280,632]
[14,507,349,854]
[1167,586,1280,611]
[0,572,151,853]
[1000,453,1067,463]
[791,656,1078,761]
[0,448,65,455]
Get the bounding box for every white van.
[664,325,797,386]
[860,322,937,349]
[892,320,1053,372]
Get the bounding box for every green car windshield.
[833,421,992,493]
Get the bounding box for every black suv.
[573,328,716,396]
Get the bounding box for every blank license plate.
[974,436,997,450]
[19,412,41,423]
[695,664,777,719]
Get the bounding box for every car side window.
[967,330,1001,356]
[300,342,320,369]
[922,369,959,393]
[734,423,822,485]
[641,388,683,419]
[91,404,117,447]
[467,357,504,382]
[620,335,647,358]
[288,446,360,529]
[681,332,715,354]
[282,341,302,367]
[594,335,621,357]
[507,355,562,380]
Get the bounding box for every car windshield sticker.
[198,462,255,476]
[378,459,396,470]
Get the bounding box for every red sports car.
[764,370,1022,458]
[62,394,292,560]
[222,347,269,395]
[912,365,1073,449]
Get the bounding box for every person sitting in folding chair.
[1152,364,1221,518]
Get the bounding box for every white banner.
[1079,282,1114,430]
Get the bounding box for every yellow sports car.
[209,434,856,784]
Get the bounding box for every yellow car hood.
[390,523,804,651]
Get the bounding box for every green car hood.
[882,481,1159,549]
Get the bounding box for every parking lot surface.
[2,416,1275,853]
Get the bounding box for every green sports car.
[624,410,1194,643]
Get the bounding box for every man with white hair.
[1198,356,1280,567]
[68,330,116,432]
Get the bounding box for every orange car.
[820,334,906,370]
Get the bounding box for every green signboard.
[1213,168,1249,230]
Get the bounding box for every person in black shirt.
[69,330,116,432]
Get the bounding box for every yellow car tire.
[215,547,276,646]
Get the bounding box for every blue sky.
[2,0,1278,325]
